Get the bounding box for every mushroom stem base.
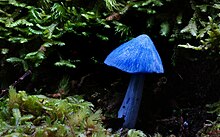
[118,74,145,128]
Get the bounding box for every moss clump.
[0,87,147,137]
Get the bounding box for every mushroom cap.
[104,34,164,73]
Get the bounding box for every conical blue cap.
[104,34,164,73]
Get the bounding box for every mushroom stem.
[118,74,145,128]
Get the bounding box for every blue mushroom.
[104,34,164,128]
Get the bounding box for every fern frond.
[30,8,43,23]
[56,40,65,46]
[181,18,197,36]
[6,57,23,63]
[30,8,51,23]
[24,51,45,67]
[54,59,76,68]
[104,0,123,11]
[8,37,29,43]
[28,27,43,35]
[9,0,26,8]
[42,41,65,47]
[113,21,131,36]
[81,11,96,20]
[51,3,67,21]
[46,23,58,39]
[0,17,7,24]
[36,23,58,39]
[0,9,11,16]
[5,19,33,28]
[6,57,29,70]
[0,26,7,31]
[25,51,45,60]
[51,31,64,38]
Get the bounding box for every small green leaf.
[21,114,34,122]
[25,51,45,60]
[213,4,220,9]
[6,57,23,63]
[54,59,76,68]
[24,51,45,67]
[81,12,95,20]
[1,48,9,54]
[127,129,147,137]
[96,34,109,40]
[181,19,197,36]
[8,37,29,43]
[160,22,170,36]
[197,5,208,12]
[176,13,182,24]
[42,41,65,47]
[12,108,21,127]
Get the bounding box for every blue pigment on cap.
[104,34,164,74]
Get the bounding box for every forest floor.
[12,57,219,136]
[72,69,219,137]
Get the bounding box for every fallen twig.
[0,70,32,97]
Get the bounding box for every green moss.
[0,87,147,137]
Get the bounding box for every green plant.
[0,87,98,136]
[196,101,220,136]
[127,129,147,137]
[0,0,174,92]
[0,0,110,70]
[0,87,148,136]
[178,1,220,54]
[47,76,70,98]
